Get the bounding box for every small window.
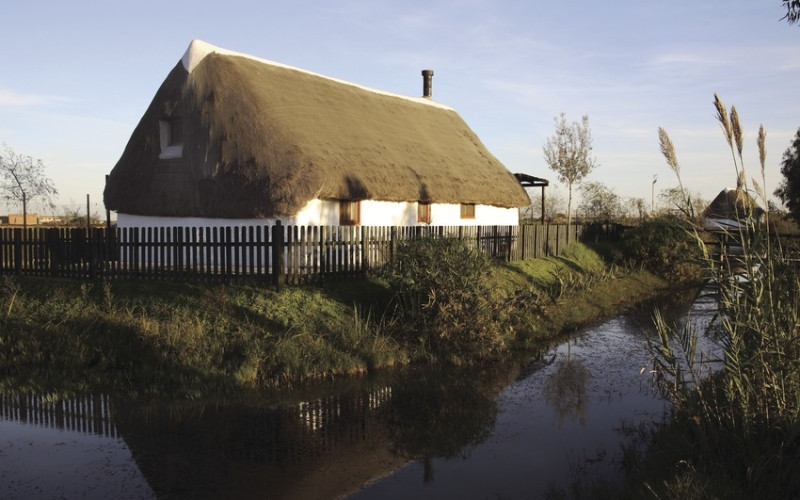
[460,203,475,219]
[339,200,361,225]
[417,202,431,224]
[159,118,184,159]
[168,119,183,145]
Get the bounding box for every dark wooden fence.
[0,222,620,286]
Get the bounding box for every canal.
[0,292,715,499]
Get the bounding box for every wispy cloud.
[0,88,71,107]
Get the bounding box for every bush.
[378,236,509,362]
[617,216,703,281]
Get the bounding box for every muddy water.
[0,294,715,499]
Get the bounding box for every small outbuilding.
[104,40,530,229]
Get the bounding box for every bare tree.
[542,113,597,227]
[521,184,567,223]
[782,0,800,24]
[0,144,57,228]
[658,186,708,221]
[623,197,648,220]
[578,181,622,222]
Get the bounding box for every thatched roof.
[704,187,764,229]
[104,40,530,219]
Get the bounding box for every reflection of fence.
[297,387,392,433]
[0,393,117,438]
[0,223,620,286]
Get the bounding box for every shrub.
[617,216,703,281]
[378,236,509,362]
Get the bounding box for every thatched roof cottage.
[104,40,530,228]
[703,186,764,231]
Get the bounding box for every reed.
[646,96,800,497]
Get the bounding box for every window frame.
[417,202,432,224]
[339,200,361,226]
[460,203,476,219]
[158,117,184,159]
[168,118,183,146]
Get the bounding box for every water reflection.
[0,294,716,500]
[543,342,589,428]
[0,363,522,499]
[0,393,118,438]
[0,394,153,500]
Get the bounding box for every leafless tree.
[0,144,57,228]
[578,181,622,222]
[782,0,800,24]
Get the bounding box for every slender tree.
[774,128,800,225]
[0,144,57,228]
[542,113,597,226]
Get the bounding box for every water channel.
[0,292,716,499]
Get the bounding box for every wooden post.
[13,228,22,275]
[89,227,97,279]
[506,225,513,262]
[541,185,546,224]
[360,226,368,278]
[390,226,397,264]
[272,220,285,290]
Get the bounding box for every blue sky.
[1,0,798,216]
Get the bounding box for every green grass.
[0,242,670,398]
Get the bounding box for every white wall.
[116,198,520,228]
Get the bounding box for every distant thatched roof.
[104,40,530,219]
[704,188,764,229]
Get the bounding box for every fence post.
[506,225,513,262]
[271,220,285,290]
[13,228,22,276]
[88,227,97,279]
[556,225,561,256]
[360,226,368,278]
[390,226,397,263]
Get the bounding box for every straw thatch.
[104,41,529,219]
[704,188,764,229]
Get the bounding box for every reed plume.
[714,93,733,147]
[715,94,741,178]
[657,127,693,218]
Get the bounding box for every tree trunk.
[566,183,573,241]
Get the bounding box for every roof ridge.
[180,39,453,110]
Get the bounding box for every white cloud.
[0,88,73,108]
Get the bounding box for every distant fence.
[0,222,620,287]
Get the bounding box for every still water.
[0,294,716,499]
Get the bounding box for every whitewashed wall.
[116,198,520,228]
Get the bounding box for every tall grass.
[0,277,404,396]
[647,95,800,497]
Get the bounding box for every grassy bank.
[0,242,672,398]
